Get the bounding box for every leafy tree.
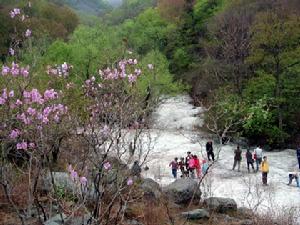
[249,11,300,142]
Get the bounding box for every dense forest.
[1,0,300,147]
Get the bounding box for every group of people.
[232,145,269,185]
[232,145,264,173]
[168,142,300,187]
[169,151,209,179]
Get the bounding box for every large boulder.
[141,178,162,200]
[204,197,237,213]
[41,172,97,202]
[41,172,77,193]
[44,214,67,225]
[181,208,210,220]
[163,179,201,204]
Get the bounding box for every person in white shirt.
[254,145,263,172]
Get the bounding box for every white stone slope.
[143,95,300,215]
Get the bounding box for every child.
[202,159,209,175]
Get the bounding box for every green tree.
[249,11,300,142]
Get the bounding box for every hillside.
[50,0,112,15]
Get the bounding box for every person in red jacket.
[193,155,201,178]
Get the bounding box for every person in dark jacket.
[297,147,300,169]
[246,149,255,172]
[232,146,242,172]
[206,141,214,161]
[131,161,142,178]
[185,151,192,177]
[178,157,186,177]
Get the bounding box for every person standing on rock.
[178,157,186,178]
[169,157,179,178]
[260,156,269,185]
[193,155,201,178]
[254,145,263,172]
[185,152,192,177]
[246,149,255,172]
[232,145,242,172]
[206,141,215,161]
[188,155,195,178]
[297,147,300,169]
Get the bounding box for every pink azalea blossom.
[2,89,7,99]
[27,107,36,116]
[9,48,14,56]
[9,129,20,139]
[44,89,58,100]
[70,170,78,181]
[1,66,10,75]
[128,74,137,83]
[15,99,22,105]
[134,69,142,76]
[13,8,21,15]
[0,97,5,105]
[17,141,27,150]
[9,11,15,18]
[23,90,31,98]
[29,143,35,149]
[9,90,14,98]
[31,89,43,103]
[80,176,88,186]
[42,116,49,124]
[25,29,31,37]
[67,164,73,173]
[20,67,29,77]
[147,64,154,70]
[53,114,60,123]
[103,162,111,170]
[133,59,138,65]
[127,178,133,186]
[128,59,133,64]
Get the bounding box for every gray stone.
[181,208,210,220]
[41,172,97,202]
[238,207,253,217]
[44,214,67,225]
[163,178,201,204]
[141,178,162,200]
[204,197,237,213]
[239,219,254,225]
[65,214,90,225]
[127,219,144,225]
[41,172,77,193]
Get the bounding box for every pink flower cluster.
[22,89,58,105]
[9,8,21,18]
[16,103,67,125]
[9,129,20,139]
[0,89,15,105]
[98,59,141,83]
[16,140,35,150]
[25,29,32,38]
[1,62,29,77]
[67,164,88,186]
[46,62,72,78]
